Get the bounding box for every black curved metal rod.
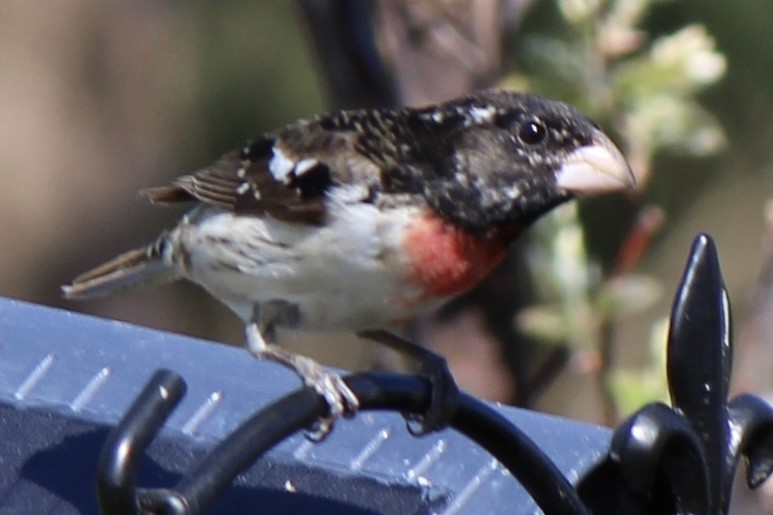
[728,394,773,488]
[156,388,327,514]
[451,390,591,515]
[96,369,187,515]
[140,374,420,514]
[139,373,589,515]
[609,402,710,514]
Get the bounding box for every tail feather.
[63,242,179,300]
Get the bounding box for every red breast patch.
[402,213,510,299]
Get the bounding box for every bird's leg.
[246,304,359,440]
[357,329,459,435]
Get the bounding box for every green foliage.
[506,0,726,179]
[609,317,671,413]
[507,0,726,419]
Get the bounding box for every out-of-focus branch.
[598,206,665,423]
[374,0,509,105]
[295,0,396,109]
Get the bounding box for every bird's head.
[418,89,635,234]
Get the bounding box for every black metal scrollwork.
[610,234,773,514]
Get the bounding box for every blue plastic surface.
[0,297,611,513]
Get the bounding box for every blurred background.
[0,0,773,510]
[2,0,773,503]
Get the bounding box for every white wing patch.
[294,158,319,177]
[268,146,295,184]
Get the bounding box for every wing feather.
[140,137,338,224]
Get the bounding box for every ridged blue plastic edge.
[0,297,611,514]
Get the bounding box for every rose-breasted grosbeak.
[64,89,634,433]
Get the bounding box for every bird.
[64,88,634,435]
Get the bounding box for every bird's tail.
[63,236,180,300]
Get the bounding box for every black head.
[412,89,635,233]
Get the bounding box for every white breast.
[167,196,430,331]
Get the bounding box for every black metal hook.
[96,369,187,515]
[728,394,773,489]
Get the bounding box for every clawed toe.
[300,360,360,441]
[357,330,460,436]
[404,351,459,435]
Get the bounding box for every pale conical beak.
[554,129,636,194]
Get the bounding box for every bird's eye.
[518,120,547,145]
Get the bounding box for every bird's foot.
[358,330,459,435]
[246,323,359,441]
[291,354,360,441]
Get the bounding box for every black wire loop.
[97,371,589,515]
